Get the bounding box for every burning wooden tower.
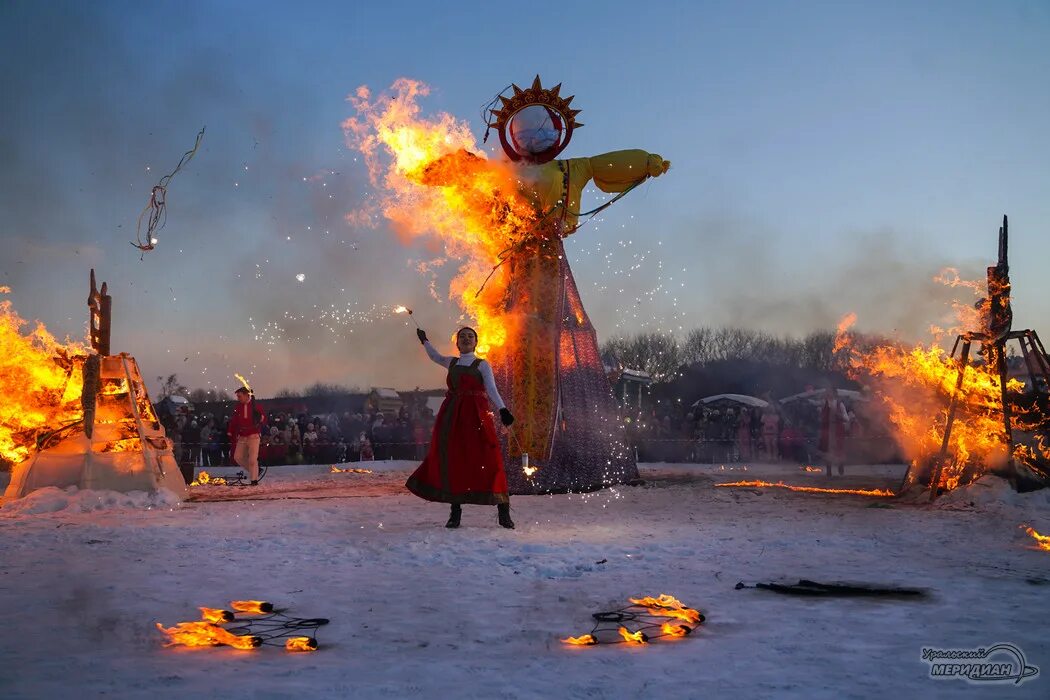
[906,216,1050,499]
[3,270,187,501]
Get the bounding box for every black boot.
[497,503,515,529]
[445,504,461,529]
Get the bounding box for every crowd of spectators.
[628,390,899,464]
[161,401,436,469]
[159,386,903,470]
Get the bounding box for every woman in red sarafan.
[406,326,516,529]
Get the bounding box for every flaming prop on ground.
[330,465,373,474]
[835,216,1050,498]
[561,593,704,647]
[716,480,895,498]
[156,600,326,652]
[2,271,187,501]
[190,470,228,486]
[1022,526,1050,552]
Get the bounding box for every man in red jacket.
[229,387,267,485]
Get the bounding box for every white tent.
[691,393,769,409]
[781,388,867,405]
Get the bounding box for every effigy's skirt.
[490,239,638,494]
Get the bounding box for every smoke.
[580,210,986,346]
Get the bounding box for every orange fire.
[628,594,704,625]
[716,480,896,497]
[833,312,858,354]
[199,607,234,624]
[231,600,274,614]
[155,621,261,650]
[561,634,598,646]
[834,265,1047,494]
[800,465,823,473]
[660,623,691,637]
[99,378,130,396]
[285,637,318,652]
[343,79,539,354]
[95,437,142,453]
[618,627,648,644]
[330,465,374,474]
[190,470,228,486]
[0,291,88,466]
[1022,525,1050,552]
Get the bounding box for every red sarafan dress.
[407,357,509,505]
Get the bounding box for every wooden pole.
[928,338,971,501]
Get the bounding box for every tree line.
[155,374,362,402]
[600,327,847,382]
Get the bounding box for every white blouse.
[423,341,506,410]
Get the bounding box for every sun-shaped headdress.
[487,76,583,163]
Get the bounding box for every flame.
[155,621,260,650]
[660,623,691,637]
[199,607,233,623]
[0,293,88,465]
[628,594,704,625]
[617,627,648,644]
[344,79,541,354]
[331,465,373,474]
[833,312,857,354]
[561,634,597,646]
[285,637,318,652]
[234,373,252,394]
[832,268,1048,494]
[95,437,142,453]
[230,600,273,614]
[393,305,410,314]
[190,470,228,486]
[99,378,129,396]
[800,465,823,473]
[1022,525,1050,552]
[717,480,895,497]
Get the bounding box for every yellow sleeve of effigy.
[582,150,671,193]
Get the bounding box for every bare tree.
[601,332,682,382]
[187,388,231,403]
[156,373,188,399]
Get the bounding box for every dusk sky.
[2,1,1048,397]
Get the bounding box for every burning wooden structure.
[906,216,1050,498]
[2,270,186,501]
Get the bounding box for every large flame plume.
[342,79,540,354]
[0,290,88,466]
[834,264,1047,493]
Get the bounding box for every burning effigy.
[345,77,670,494]
[1,270,187,501]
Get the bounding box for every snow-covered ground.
[1,461,1048,699]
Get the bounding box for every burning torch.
[393,305,420,329]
